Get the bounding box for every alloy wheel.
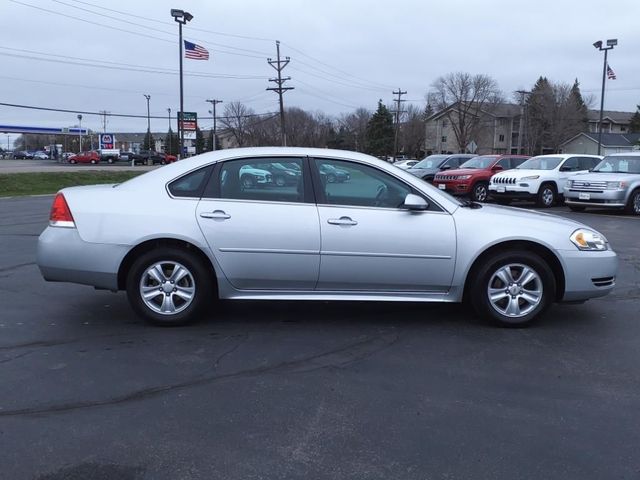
[474,184,488,202]
[139,261,196,315]
[487,263,543,318]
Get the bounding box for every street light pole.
[593,39,617,156]
[144,94,151,149]
[77,114,82,152]
[171,9,193,159]
[167,107,172,155]
[206,99,223,151]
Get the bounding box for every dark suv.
[408,154,477,182]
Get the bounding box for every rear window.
[594,156,640,174]
[167,166,213,198]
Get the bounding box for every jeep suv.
[434,155,529,201]
[488,154,602,207]
[564,152,640,215]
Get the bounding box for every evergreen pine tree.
[143,131,154,150]
[195,127,206,154]
[364,100,394,157]
[164,129,179,156]
[569,78,589,128]
[629,105,640,133]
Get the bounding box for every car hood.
[436,168,485,177]
[492,169,551,179]
[569,172,640,182]
[408,167,439,176]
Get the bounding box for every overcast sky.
[1,0,638,147]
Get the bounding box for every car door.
[557,156,582,190]
[311,157,456,292]
[195,156,320,290]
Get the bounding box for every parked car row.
[405,152,640,215]
[65,150,178,165]
[12,150,50,159]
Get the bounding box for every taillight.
[49,193,75,228]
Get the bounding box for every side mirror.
[441,165,451,170]
[492,165,503,171]
[403,193,429,211]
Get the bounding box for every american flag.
[607,64,616,80]
[184,40,209,60]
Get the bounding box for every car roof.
[531,153,602,158]
[605,152,640,157]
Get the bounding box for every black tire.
[107,158,114,164]
[126,247,214,326]
[568,205,586,212]
[69,159,76,164]
[469,250,556,327]
[535,183,556,208]
[625,189,640,215]
[470,182,489,202]
[90,159,97,164]
[326,173,337,184]
[241,174,255,189]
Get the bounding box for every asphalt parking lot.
[1,196,639,480]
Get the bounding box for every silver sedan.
[37,147,618,327]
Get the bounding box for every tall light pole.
[206,99,223,151]
[167,107,172,155]
[593,39,617,156]
[77,114,82,152]
[171,9,193,158]
[144,94,151,149]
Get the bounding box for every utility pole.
[267,40,294,146]
[392,88,407,162]
[515,90,531,155]
[99,110,109,133]
[77,114,82,152]
[167,108,172,155]
[206,99,223,151]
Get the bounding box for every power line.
[0,101,278,121]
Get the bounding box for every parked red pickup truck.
[433,155,530,202]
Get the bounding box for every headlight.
[606,181,626,189]
[521,175,540,180]
[457,175,472,180]
[570,229,609,251]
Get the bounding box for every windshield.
[593,156,640,174]
[413,155,448,169]
[517,156,562,170]
[459,156,497,169]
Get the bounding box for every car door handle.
[327,216,357,226]
[200,210,231,220]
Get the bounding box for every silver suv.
[564,152,640,215]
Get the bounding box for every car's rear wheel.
[625,189,640,215]
[536,183,556,208]
[471,182,489,202]
[469,250,555,327]
[107,158,114,164]
[126,248,213,326]
[568,205,586,212]
[69,159,76,164]
[90,159,97,164]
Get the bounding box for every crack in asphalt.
[0,262,35,273]
[0,331,399,417]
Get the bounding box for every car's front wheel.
[625,189,640,215]
[536,183,556,208]
[126,248,213,326]
[471,182,489,202]
[469,250,555,327]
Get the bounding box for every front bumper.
[559,249,618,302]
[488,184,538,199]
[433,180,470,195]
[37,227,129,291]
[564,189,627,208]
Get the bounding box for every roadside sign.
[178,112,197,131]
[99,133,115,149]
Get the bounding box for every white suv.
[488,154,602,207]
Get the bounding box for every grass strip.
[0,171,144,197]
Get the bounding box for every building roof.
[586,110,635,123]
[561,132,640,147]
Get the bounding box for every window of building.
[498,134,505,142]
[441,136,447,143]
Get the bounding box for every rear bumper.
[559,249,618,302]
[37,227,129,290]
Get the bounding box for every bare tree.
[338,107,371,151]
[399,104,426,158]
[427,72,502,152]
[220,102,255,147]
